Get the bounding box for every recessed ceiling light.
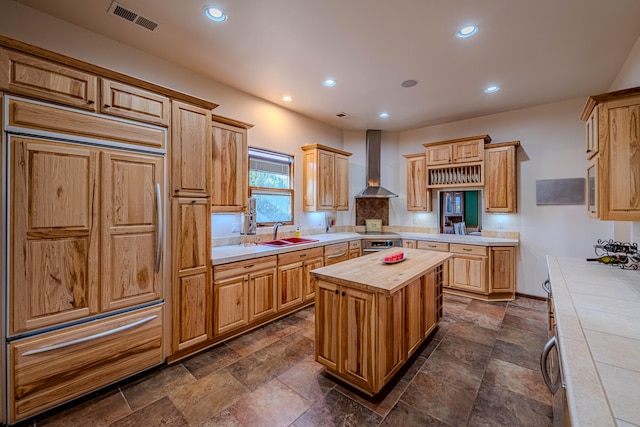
[379,112,390,119]
[323,79,337,87]
[457,25,477,38]
[204,6,227,22]
[484,85,500,93]
[401,79,418,88]
[282,96,293,102]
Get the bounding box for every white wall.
[397,99,613,297]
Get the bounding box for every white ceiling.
[14,0,640,131]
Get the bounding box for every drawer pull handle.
[244,264,254,268]
[462,248,472,252]
[327,252,346,259]
[22,315,158,356]
[300,254,307,257]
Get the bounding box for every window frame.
[248,147,295,227]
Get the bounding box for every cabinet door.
[101,151,163,312]
[318,150,335,210]
[315,281,340,371]
[378,290,403,386]
[450,255,487,294]
[0,47,97,110]
[303,257,324,301]
[171,101,211,197]
[334,153,350,210]
[425,145,451,165]
[406,155,430,211]
[277,262,304,311]
[100,79,170,126]
[423,269,437,338]
[452,140,483,163]
[249,268,277,321]
[211,122,248,212]
[601,97,640,220]
[485,145,516,213]
[214,276,249,336]
[586,156,598,218]
[403,240,416,249]
[10,137,99,334]
[341,287,375,390]
[586,105,599,159]
[405,278,423,356]
[489,247,515,294]
[173,198,211,351]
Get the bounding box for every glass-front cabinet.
[587,156,598,218]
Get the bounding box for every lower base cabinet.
[315,262,443,395]
[9,305,164,423]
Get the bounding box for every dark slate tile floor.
[26,294,552,426]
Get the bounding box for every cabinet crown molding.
[422,134,491,148]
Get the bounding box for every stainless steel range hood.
[355,129,398,198]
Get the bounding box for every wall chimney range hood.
[355,129,398,198]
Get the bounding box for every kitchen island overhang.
[311,248,452,395]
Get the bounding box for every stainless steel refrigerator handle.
[540,336,559,394]
[155,183,163,273]
[22,315,158,356]
[542,278,551,295]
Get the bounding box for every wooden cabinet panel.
[378,290,404,385]
[450,255,487,294]
[425,144,452,166]
[303,256,323,301]
[340,287,375,391]
[100,79,169,126]
[176,272,209,350]
[348,240,361,259]
[10,137,99,335]
[405,154,431,211]
[101,151,163,312]
[171,101,211,197]
[318,150,335,210]
[213,276,249,336]
[334,153,350,210]
[450,243,488,257]
[174,199,209,272]
[416,241,449,252]
[277,262,304,311]
[249,268,277,322]
[315,281,340,371]
[324,242,349,265]
[423,269,438,338]
[490,247,515,294]
[485,143,517,213]
[301,145,352,211]
[452,139,483,163]
[211,121,247,212]
[586,105,599,159]
[405,278,423,356]
[10,306,163,423]
[403,240,416,249]
[0,47,97,110]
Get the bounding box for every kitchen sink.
[257,237,319,247]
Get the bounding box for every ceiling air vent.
[108,1,159,31]
[336,112,352,119]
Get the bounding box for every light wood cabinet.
[405,278,423,355]
[449,243,488,294]
[213,256,277,336]
[423,135,490,188]
[585,105,599,159]
[416,241,449,252]
[100,79,170,126]
[404,153,431,211]
[10,136,163,335]
[211,118,248,213]
[324,242,349,265]
[301,144,352,211]
[403,239,416,249]
[172,198,211,351]
[279,247,324,306]
[484,141,519,213]
[0,47,97,110]
[489,246,515,295]
[171,101,211,197]
[348,240,362,259]
[315,281,376,392]
[10,305,163,423]
[303,253,324,301]
[580,89,640,220]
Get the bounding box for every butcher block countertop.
[311,248,451,294]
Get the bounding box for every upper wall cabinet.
[301,144,352,211]
[581,87,640,221]
[100,79,170,126]
[423,135,490,188]
[484,141,519,213]
[404,153,431,211]
[0,47,98,111]
[211,115,250,213]
[171,101,212,197]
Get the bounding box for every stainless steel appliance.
[359,232,403,253]
[241,197,257,235]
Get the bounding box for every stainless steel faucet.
[273,222,283,240]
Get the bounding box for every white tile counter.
[212,231,518,265]
[547,256,640,427]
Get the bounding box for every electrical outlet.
[413,215,418,225]
[497,220,504,229]
[232,222,240,233]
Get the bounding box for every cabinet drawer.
[100,79,170,126]
[278,247,323,265]
[10,306,163,423]
[214,256,277,281]
[417,241,449,252]
[324,242,348,256]
[450,243,488,256]
[348,240,361,250]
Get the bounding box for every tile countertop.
[211,232,519,265]
[546,256,640,427]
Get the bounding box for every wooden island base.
[311,248,451,395]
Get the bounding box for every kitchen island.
[311,248,451,395]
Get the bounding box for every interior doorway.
[439,190,481,234]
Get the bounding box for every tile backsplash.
[355,198,389,225]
